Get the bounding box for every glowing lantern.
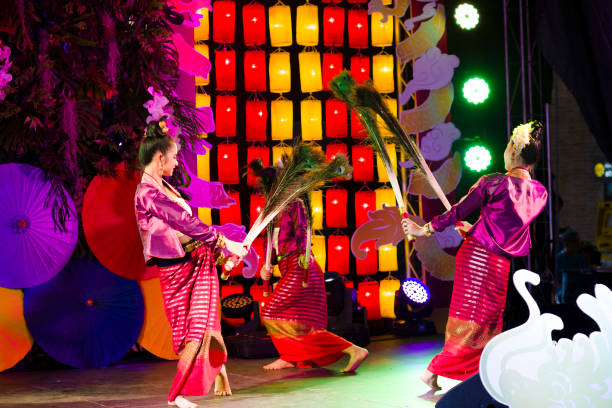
[354,190,376,226]
[378,244,398,272]
[377,97,397,137]
[242,2,265,46]
[215,49,236,91]
[312,235,326,271]
[246,146,270,186]
[325,99,347,138]
[328,235,349,275]
[250,284,266,313]
[194,9,209,42]
[269,4,292,47]
[323,7,345,47]
[351,110,368,139]
[310,190,323,230]
[219,191,241,225]
[195,93,211,138]
[296,4,319,46]
[299,51,323,93]
[215,95,236,137]
[322,0,342,3]
[375,187,396,209]
[322,52,343,91]
[351,145,374,182]
[376,144,397,182]
[245,100,267,142]
[357,280,381,320]
[244,50,266,92]
[212,1,235,43]
[250,194,265,228]
[371,12,393,47]
[326,189,348,228]
[379,277,400,318]
[350,54,370,84]
[372,53,395,94]
[272,145,292,165]
[194,44,210,86]
[217,144,239,184]
[196,146,210,181]
[348,8,368,49]
[300,98,322,141]
[269,50,291,93]
[356,240,377,275]
[271,99,293,141]
[198,207,212,225]
[326,143,347,162]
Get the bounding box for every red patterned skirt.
[261,252,352,367]
[157,245,227,402]
[428,237,511,381]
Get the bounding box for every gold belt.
[182,240,203,253]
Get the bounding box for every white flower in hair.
[511,123,532,153]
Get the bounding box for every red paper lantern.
[327,144,348,181]
[350,54,370,84]
[242,3,265,46]
[357,280,381,320]
[215,49,236,91]
[246,146,270,186]
[215,95,236,137]
[348,9,368,49]
[244,50,266,92]
[348,0,368,2]
[251,237,265,279]
[326,189,348,228]
[321,0,342,3]
[328,235,349,275]
[351,145,374,182]
[344,279,354,289]
[217,144,239,184]
[323,7,345,47]
[219,191,241,226]
[351,110,368,139]
[250,284,267,312]
[322,52,343,91]
[354,190,376,226]
[325,98,347,138]
[213,1,235,43]
[245,100,267,141]
[356,240,377,275]
[250,194,265,228]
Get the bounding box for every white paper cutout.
[402,1,437,32]
[433,224,463,249]
[367,0,410,23]
[419,122,461,162]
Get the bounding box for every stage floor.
[0,336,461,408]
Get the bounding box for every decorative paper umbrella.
[0,288,33,372]
[24,259,144,369]
[137,278,178,360]
[0,163,78,289]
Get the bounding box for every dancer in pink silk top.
[403,121,548,390]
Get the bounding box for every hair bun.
[529,120,543,141]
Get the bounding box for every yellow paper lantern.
[198,207,212,225]
[195,93,211,138]
[269,50,292,93]
[371,12,393,47]
[372,53,395,94]
[273,264,281,278]
[312,234,326,271]
[310,143,323,155]
[296,4,319,46]
[377,97,397,137]
[271,99,293,141]
[300,98,322,141]
[273,145,293,165]
[194,9,209,42]
[269,4,292,47]
[376,144,397,182]
[194,44,210,86]
[378,244,398,272]
[379,277,400,318]
[375,187,396,209]
[197,148,210,181]
[299,51,323,93]
[311,190,323,230]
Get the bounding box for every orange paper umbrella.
[0,288,33,372]
[137,278,178,360]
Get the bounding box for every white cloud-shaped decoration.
[480,269,612,408]
[419,121,461,162]
[433,224,463,249]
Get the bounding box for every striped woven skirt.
[261,252,352,367]
[157,244,227,402]
[428,237,511,381]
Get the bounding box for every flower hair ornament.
[158,120,169,134]
[511,122,533,154]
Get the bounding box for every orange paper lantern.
[271,99,293,141]
[372,53,395,94]
[299,51,323,93]
[301,98,322,141]
[296,3,319,46]
[311,190,323,230]
[269,50,291,93]
[269,4,292,47]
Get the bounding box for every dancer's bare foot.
[420,369,441,391]
[263,358,296,370]
[214,364,232,396]
[168,395,198,408]
[340,345,369,373]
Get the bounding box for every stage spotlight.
[463,77,490,104]
[465,145,492,172]
[394,278,433,320]
[454,3,479,30]
[221,293,254,320]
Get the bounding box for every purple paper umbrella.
[0,163,78,289]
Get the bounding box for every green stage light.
[465,146,491,172]
[462,77,489,104]
[454,3,479,30]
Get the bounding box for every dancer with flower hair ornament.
[402,121,548,389]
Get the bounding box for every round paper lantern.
[269,50,291,93]
[348,8,368,49]
[327,235,349,275]
[213,1,235,43]
[373,53,395,94]
[245,100,267,141]
[219,191,241,225]
[250,194,265,228]
[350,54,370,84]
[215,49,236,91]
[310,190,323,230]
[357,280,381,320]
[215,94,236,137]
[269,4,292,47]
[312,235,327,271]
[354,190,376,226]
[296,3,319,46]
[325,98,347,138]
[272,145,292,165]
[247,146,270,186]
[379,277,400,318]
[301,98,322,141]
[351,145,374,182]
[271,98,293,141]
[244,50,266,92]
[356,240,377,275]
[217,144,239,184]
[194,9,209,42]
[299,51,323,93]
[375,187,396,209]
[322,52,343,91]
[371,12,393,47]
[378,244,398,272]
[323,7,345,47]
[351,110,368,139]
[242,2,265,46]
[194,44,210,86]
[377,97,397,137]
[326,189,348,228]
[375,144,397,182]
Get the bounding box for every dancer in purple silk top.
[403,121,548,390]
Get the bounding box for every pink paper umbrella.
[0,163,78,289]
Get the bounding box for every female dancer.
[403,121,548,389]
[135,119,248,408]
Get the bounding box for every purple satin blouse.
[430,169,548,258]
[265,200,309,259]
